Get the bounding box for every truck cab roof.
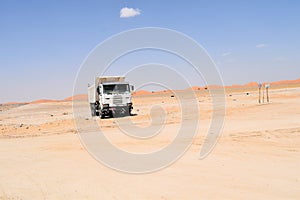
[101,82,129,85]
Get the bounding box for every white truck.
[88,76,134,118]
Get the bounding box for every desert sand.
[0,82,300,199]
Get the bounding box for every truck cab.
[88,76,134,118]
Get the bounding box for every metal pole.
[258,83,262,104]
[259,87,261,104]
[262,84,265,103]
[266,88,269,103]
[266,84,270,103]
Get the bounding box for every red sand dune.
[188,78,300,90]
[133,90,152,95]
[189,86,202,91]
[155,90,176,94]
[271,79,300,85]
[64,94,88,101]
[244,82,258,87]
[206,85,224,89]
[30,99,61,104]
[225,84,243,88]
[215,82,257,89]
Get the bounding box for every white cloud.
[221,52,231,57]
[256,43,267,48]
[120,7,141,18]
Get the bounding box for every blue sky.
[0,0,299,102]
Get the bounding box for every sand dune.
[30,99,61,104]
[64,94,88,101]
[132,90,152,95]
[272,78,300,85]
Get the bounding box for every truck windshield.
[103,84,129,94]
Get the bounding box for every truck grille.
[113,95,123,105]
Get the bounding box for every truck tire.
[90,103,97,117]
[124,107,130,116]
[128,106,132,116]
[109,111,114,118]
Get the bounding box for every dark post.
[262,83,265,103]
[258,83,262,104]
[265,84,270,103]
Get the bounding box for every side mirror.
[130,85,134,91]
[97,86,102,95]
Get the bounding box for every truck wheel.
[109,111,114,118]
[90,103,96,116]
[128,106,132,116]
[125,108,130,116]
[99,110,105,119]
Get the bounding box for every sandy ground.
[0,86,300,199]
